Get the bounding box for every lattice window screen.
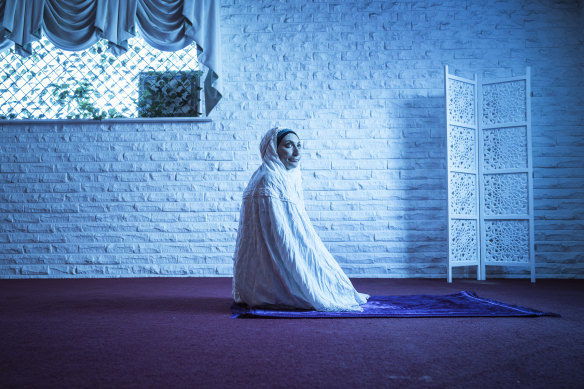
[445,66,535,283]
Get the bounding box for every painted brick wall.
[1,0,583,278]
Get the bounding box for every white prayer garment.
[232,127,369,311]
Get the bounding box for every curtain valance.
[0,0,222,115]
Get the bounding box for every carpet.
[231,290,561,318]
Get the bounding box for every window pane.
[0,34,200,119]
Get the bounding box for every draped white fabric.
[232,128,369,311]
[0,0,222,114]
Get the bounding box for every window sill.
[0,117,212,124]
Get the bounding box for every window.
[0,34,201,120]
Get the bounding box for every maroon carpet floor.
[0,277,583,388]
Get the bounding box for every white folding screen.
[445,67,481,282]
[479,69,535,282]
[445,66,535,283]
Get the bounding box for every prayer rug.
[230,290,560,318]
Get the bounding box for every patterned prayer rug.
[231,290,560,318]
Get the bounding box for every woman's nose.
[292,147,299,156]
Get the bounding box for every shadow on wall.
[378,95,450,279]
[398,94,482,280]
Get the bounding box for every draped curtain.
[0,0,222,115]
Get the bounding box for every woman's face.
[277,133,301,170]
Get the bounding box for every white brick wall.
[1,0,583,278]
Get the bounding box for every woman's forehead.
[280,133,300,142]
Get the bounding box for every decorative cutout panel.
[446,66,534,282]
[447,79,475,125]
[484,220,530,263]
[483,173,528,215]
[446,67,480,283]
[482,80,526,125]
[449,172,477,215]
[483,126,528,170]
[450,219,479,262]
[448,125,476,170]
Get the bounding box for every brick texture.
[1,0,583,278]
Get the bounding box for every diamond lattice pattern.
[0,35,199,119]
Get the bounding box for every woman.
[232,127,369,311]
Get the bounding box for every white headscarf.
[243,127,304,205]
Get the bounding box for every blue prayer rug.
[230,291,560,318]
